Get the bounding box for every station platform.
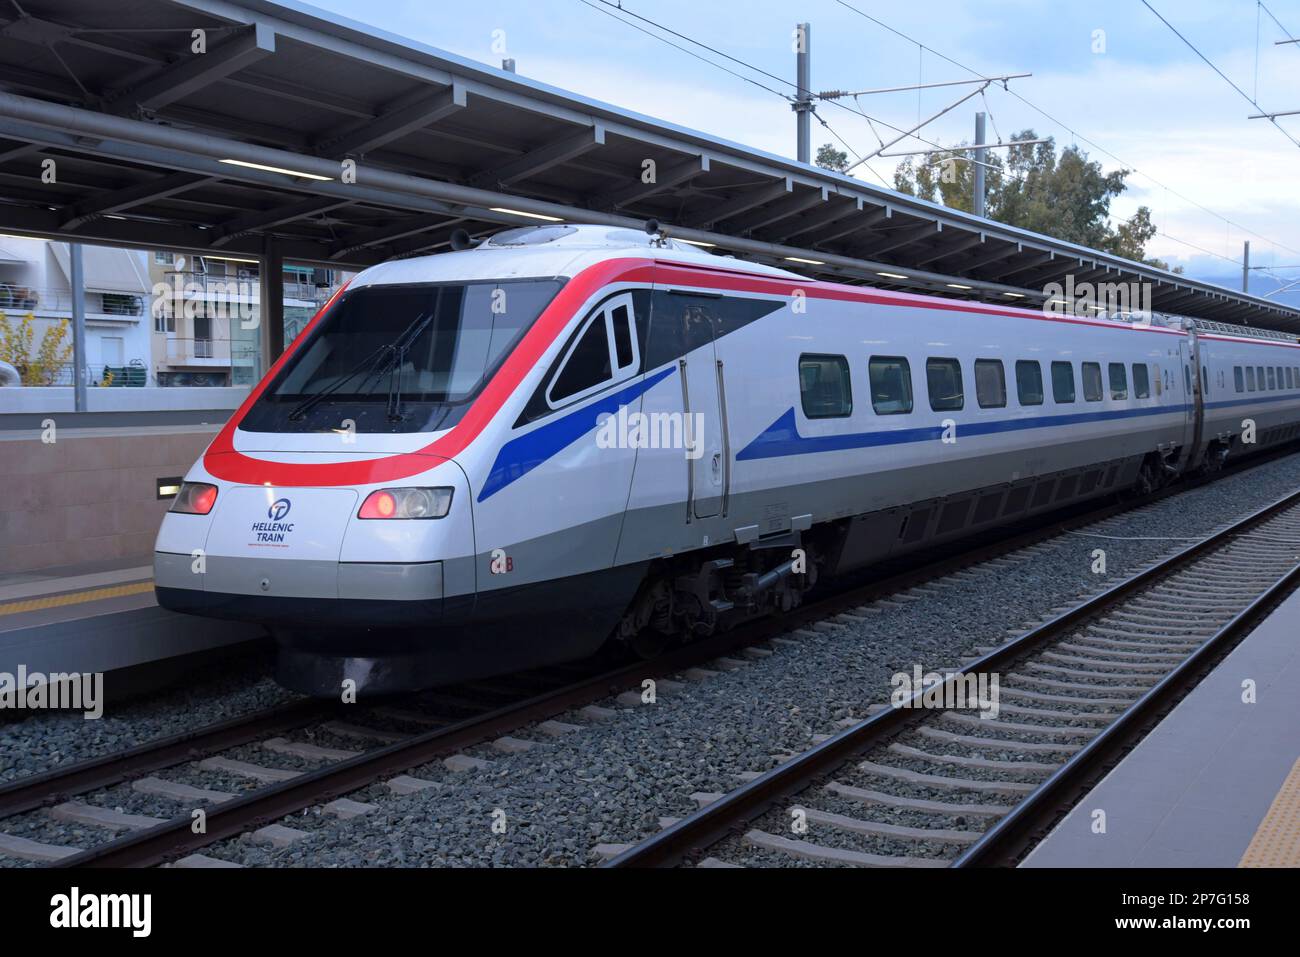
[0,554,262,681]
[1023,587,1300,868]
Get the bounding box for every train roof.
[345,226,1300,349]
[347,224,803,288]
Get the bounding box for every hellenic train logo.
[251,499,295,545]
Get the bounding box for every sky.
[303,0,1300,300]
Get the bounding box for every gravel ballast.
[3,450,1299,867]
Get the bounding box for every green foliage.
[815,142,850,173]
[0,312,74,385]
[892,130,1181,272]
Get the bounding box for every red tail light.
[358,488,453,520]
[359,490,397,519]
[171,482,218,515]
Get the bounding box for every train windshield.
[240,279,563,434]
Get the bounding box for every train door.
[1179,335,1205,469]
[649,285,727,520]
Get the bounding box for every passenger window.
[547,293,639,406]
[1082,362,1103,402]
[799,354,853,419]
[869,356,913,415]
[925,357,963,411]
[1108,363,1128,400]
[1267,367,1277,390]
[974,359,1007,408]
[1015,360,1044,406]
[1154,364,1162,396]
[1246,367,1256,392]
[1289,368,1296,390]
[1133,364,1150,399]
[1051,361,1075,403]
[1258,366,1265,390]
[549,312,613,404]
[1185,366,1192,395]
[1234,367,1244,393]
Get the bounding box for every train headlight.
[358,487,453,520]
[170,482,218,515]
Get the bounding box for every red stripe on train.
[203,256,1192,487]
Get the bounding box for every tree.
[893,130,1180,272]
[815,143,850,173]
[0,313,73,385]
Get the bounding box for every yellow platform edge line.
[1239,757,1300,868]
[0,580,155,617]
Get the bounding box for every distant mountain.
[1190,272,1300,311]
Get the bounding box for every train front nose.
[156,457,479,697]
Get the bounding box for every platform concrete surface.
[1023,587,1300,868]
[0,554,262,679]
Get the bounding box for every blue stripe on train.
[478,366,676,502]
[736,403,1194,461]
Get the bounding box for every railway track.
[1,455,1296,868]
[603,485,1300,868]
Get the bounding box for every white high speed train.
[153,224,1300,695]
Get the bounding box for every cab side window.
[547,293,640,407]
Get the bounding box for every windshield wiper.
[385,310,437,422]
[286,343,394,422]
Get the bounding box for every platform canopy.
[0,0,1297,332]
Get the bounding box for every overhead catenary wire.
[834,0,1300,263]
[579,0,1300,275]
[578,0,1027,179]
[1141,0,1300,150]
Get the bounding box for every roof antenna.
[449,228,473,251]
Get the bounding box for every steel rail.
[19,446,1300,866]
[0,699,327,820]
[604,485,1300,867]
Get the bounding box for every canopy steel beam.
[807,206,891,246]
[687,179,792,229]
[210,196,353,247]
[105,22,277,116]
[912,233,985,268]
[315,83,467,157]
[591,154,710,210]
[59,171,216,230]
[468,125,606,189]
[995,252,1057,280]
[856,221,941,258]
[728,187,828,233]
[328,213,456,259]
[774,197,862,243]
[954,242,1021,274]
